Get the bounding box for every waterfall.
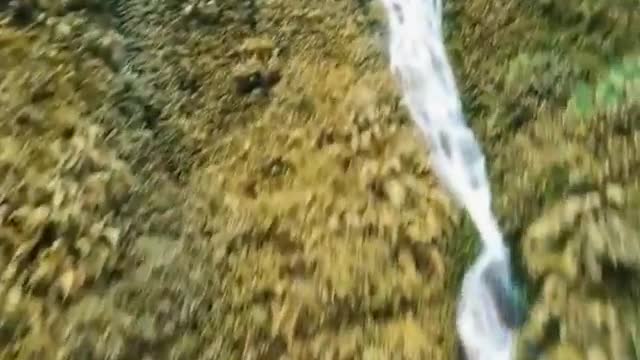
[378,0,522,358]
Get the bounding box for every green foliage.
[503,52,577,102]
[567,56,640,118]
[531,0,640,56]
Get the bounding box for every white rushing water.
[378,0,520,359]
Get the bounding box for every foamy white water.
[378,0,519,358]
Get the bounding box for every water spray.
[378,0,523,358]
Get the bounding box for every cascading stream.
[378,0,522,358]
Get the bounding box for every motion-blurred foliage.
[0,0,639,358]
[568,56,640,118]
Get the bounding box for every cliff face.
[0,1,461,358]
[0,0,638,359]
[447,1,640,358]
